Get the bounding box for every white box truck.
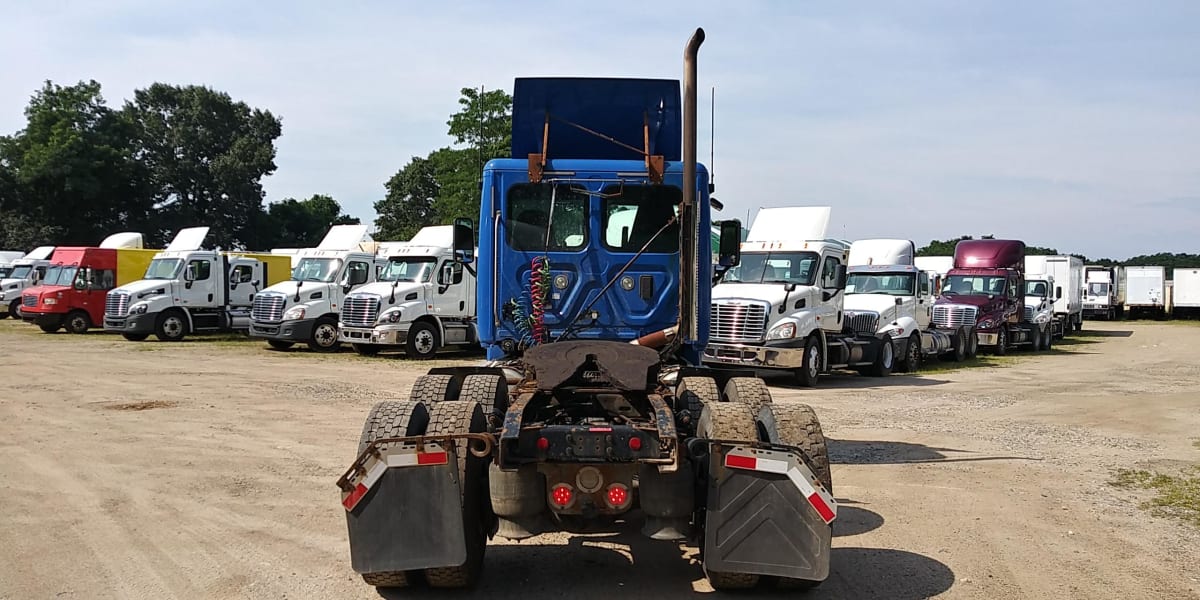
[1084,265,1125,320]
[1171,267,1200,317]
[1125,266,1166,318]
[1025,255,1084,335]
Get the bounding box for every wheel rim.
[414,329,435,355]
[807,346,819,378]
[70,316,86,331]
[313,323,337,347]
[882,342,893,368]
[164,317,183,337]
[909,339,919,364]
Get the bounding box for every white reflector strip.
[722,446,837,524]
[341,442,448,512]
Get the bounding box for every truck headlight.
[283,305,307,321]
[130,303,148,315]
[43,298,57,305]
[978,318,994,329]
[377,309,403,324]
[766,322,796,340]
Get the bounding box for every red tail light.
[536,437,550,451]
[605,483,631,509]
[550,484,574,508]
[628,436,642,451]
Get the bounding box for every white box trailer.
[1125,266,1166,318]
[1025,255,1084,332]
[1172,267,1200,313]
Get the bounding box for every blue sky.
[2,1,1197,259]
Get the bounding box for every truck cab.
[250,225,377,352]
[104,227,290,341]
[704,207,894,386]
[337,225,476,358]
[0,246,55,319]
[1084,265,1124,320]
[1022,275,1057,349]
[842,239,967,371]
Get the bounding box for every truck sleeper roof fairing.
[316,224,372,251]
[746,207,832,243]
[164,227,210,252]
[847,239,916,267]
[952,239,1025,272]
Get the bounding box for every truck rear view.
[337,29,837,592]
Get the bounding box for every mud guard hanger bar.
[529,111,665,184]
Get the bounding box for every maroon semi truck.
[931,239,1047,355]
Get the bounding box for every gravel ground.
[0,319,1197,599]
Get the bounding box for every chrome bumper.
[702,342,805,369]
[339,325,407,345]
[976,332,999,346]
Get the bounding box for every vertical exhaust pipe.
[679,27,705,349]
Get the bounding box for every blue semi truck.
[337,29,837,591]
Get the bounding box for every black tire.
[64,310,90,334]
[677,376,720,417]
[154,310,188,342]
[307,316,340,352]
[993,326,1008,356]
[794,336,822,387]
[39,323,60,333]
[946,328,967,362]
[405,320,439,359]
[757,403,832,493]
[965,327,978,358]
[867,337,894,377]
[459,374,509,428]
[423,400,490,588]
[410,374,460,404]
[122,333,149,342]
[1031,327,1043,351]
[267,340,294,350]
[695,402,761,590]
[897,334,921,373]
[1075,318,1083,332]
[351,343,381,356]
[356,400,431,590]
[7,299,20,319]
[722,377,772,416]
[1044,327,1053,352]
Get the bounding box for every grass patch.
[917,354,1023,373]
[1110,467,1200,527]
[1193,440,1200,450]
[104,400,177,411]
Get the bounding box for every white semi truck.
[841,239,969,371]
[250,225,379,352]
[0,246,55,319]
[104,227,291,341]
[1125,266,1166,319]
[704,207,895,386]
[0,251,25,279]
[338,225,477,358]
[1025,255,1084,335]
[1020,271,1057,351]
[1084,265,1125,320]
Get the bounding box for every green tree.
[0,80,152,245]
[0,211,65,250]
[264,194,359,248]
[125,83,282,249]
[446,86,513,162]
[374,155,439,240]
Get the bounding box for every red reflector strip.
[807,491,837,523]
[787,467,837,524]
[417,451,448,465]
[725,453,757,470]
[342,482,368,511]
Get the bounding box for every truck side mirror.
[835,264,848,290]
[895,297,903,306]
[184,264,196,282]
[348,269,368,286]
[438,263,455,286]
[453,218,474,264]
[717,219,742,268]
[1056,286,1062,300]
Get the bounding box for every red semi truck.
[21,243,158,334]
[931,239,1048,354]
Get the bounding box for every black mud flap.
[345,451,467,575]
[703,445,833,581]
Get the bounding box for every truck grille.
[252,293,286,323]
[106,292,130,317]
[710,301,769,343]
[1023,306,1034,322]
[341,294,380,328]
[932,305,977,328]
[22,294,36,308]
[844,311,880,335]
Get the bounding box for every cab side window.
[88,269,116,290]
[189,260,211,281]
[231,264,254,283]
[346,261,370,284]
[821,257,841,287]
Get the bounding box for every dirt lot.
[1,319,1198,599]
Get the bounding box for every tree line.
[0,80,357,251]
[917,236,1200,268]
